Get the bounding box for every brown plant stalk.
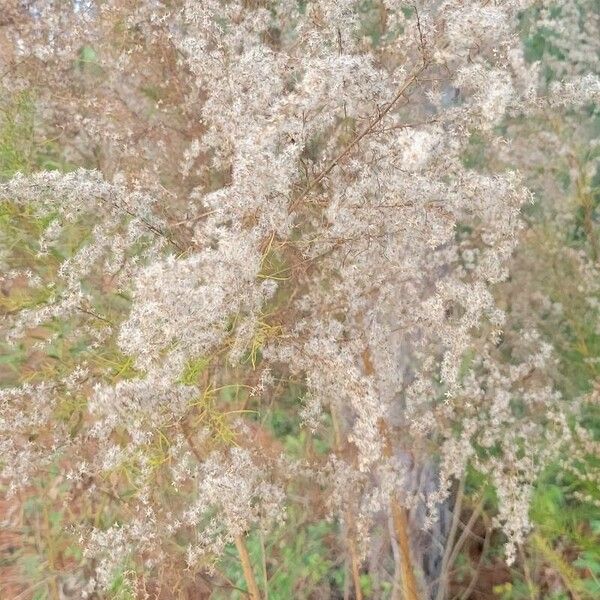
[181,420,263,599]
[235,534,263,600]
[391,498,420,600]
[331,405,364,600]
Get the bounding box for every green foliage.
[76,45,104,78]
[0,88,72,177]
[461,131,487,170]
[0,90,35,178]
[180,355,211,385]
[108,565,137,600]
[2,8,599,599]
[216,518,345,600]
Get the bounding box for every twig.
[180,421,261,599]
[457,519,491,600]
[110,200,184,252]
[290,62,429,212]
[330,405,364,600]
[446,495,485,574]
[78,306,113,326]
[260,532,269,600]
[435,474,466,600]
[412,4,428,64]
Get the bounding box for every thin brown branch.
[349,536,364,600]
[391,498,420,600]
[412,4,428,63]
[112,201,185,253]
[435,473,466,600]
[235,534,263,600]
[457,519,491,600]
[180,424,262,600]
[330,405,364,600]
[290,62,430,212]
[446,495,486,573]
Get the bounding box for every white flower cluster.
[1,0,596,592]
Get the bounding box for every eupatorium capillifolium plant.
[1,1,598,598]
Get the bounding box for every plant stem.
[260,532,269,600]
[435,474,465,600]
[518,543,537,600]
[349,535,364,600]
[330,405,364,600]
[182,421,262,599]
[391,498,419,600]
[458,519,491,600]
[290,62,429,211]
[235,534,262,600]
[375,410,420,600]
[446,494,485,575]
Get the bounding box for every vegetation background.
[0,1,599,599]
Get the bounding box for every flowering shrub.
[0,1,598,598]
